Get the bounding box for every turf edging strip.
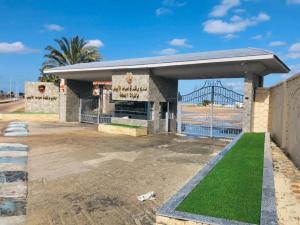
[157,133,277,225]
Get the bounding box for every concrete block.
[98,124,147,136]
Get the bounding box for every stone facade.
[25,82,59,113]
[242,73,300,167]
[243,73,261,132]
[111,69,178,133]
[252,88,270,132]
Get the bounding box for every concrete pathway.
[0,122,29,225]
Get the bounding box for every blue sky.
[0,0,300,94]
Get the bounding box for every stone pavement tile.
[0,164,26,172]
[0,171,27,183]
[0,144,28,152]
[5,128,28,133]
[0,151,27,158]
[4,132,29,137]
[0,197,26,216]
[0,182,27,198]
[0,215,26,225]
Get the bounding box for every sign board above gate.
[112,73,149,101]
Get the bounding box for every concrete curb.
[260,133,278,225]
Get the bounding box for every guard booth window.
[114,101,149,120]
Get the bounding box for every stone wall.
[269,73,300,167]
[269,83,286,147]
[252,88,270,132]
[25,82,59,113]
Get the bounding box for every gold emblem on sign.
[126,72,133,84]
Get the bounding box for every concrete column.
[152,101,160,133]
[243,73,259,132]
[59,79,92,122]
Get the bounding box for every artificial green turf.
[108,123,142,128]
[176,133,265,224]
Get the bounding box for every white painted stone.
[4,132,29,137]
[10,121,28,125]
[5,128,27,133]
[0,143,28,151]
[0,215,26,225]
[7,124,27,129]
[0,164,26,171]
[0,182,27,198]
[0,151,27,157]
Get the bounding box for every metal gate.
[177,80,244,138]
[79,96,111,124]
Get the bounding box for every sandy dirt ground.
[0,121,227,225]
[181,105,243,127]
[1,120,298,225]
[0,100,25,113]
[272,142,300,225]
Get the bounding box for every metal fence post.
[165,101,169,132]
[79,98,82,123]
[97,95,101,124]
[177,102,182,134]
[210,85,214,138]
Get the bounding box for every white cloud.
[0,41,37,54]
[210,0,240,17]
[224,34,239,39]
[223,81,243,91]
[44,24,64,31]
[156,7,173,16]
[256,12,270,22]
[233,8,246,14]
[203,12,270,34]
[85,39,104,48]
[281,64,300,79]
[289,42,300,52]
[155,48,177,55]
[286,52,300,59]
[269,41,287,47]
[156,0,186,16]
[287,0,300,4]
[230,15,242,22]
[252,35,263,40]
[163,0,186,7]
[169,38,192,48]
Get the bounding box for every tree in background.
[39,36,101,85]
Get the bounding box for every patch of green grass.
[108,123,142,128]
[176,133,265,224]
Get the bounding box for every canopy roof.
[44,48,289,81]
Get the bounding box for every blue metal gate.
[177,80,243,138]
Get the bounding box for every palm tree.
[39,36,101,85]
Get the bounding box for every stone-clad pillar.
[59,79,92,122]
[243,73,260,132]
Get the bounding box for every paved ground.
[0,100,25,113]
[0,122,227,225]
